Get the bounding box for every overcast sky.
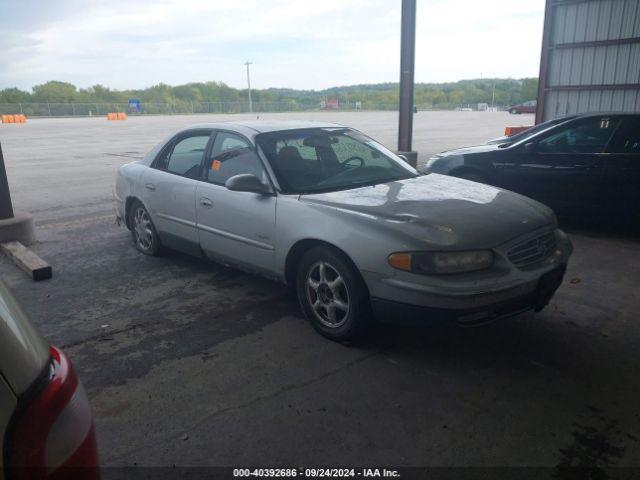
[0,0,544,91]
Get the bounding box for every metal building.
[536,0,640,123]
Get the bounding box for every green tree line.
[0,78,538,111]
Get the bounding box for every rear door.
[140,130,213,252]
[497,116,619,215]
[603,116,640,221]
[195,131,277,274]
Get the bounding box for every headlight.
[388,250,494,274]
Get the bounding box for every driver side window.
[206,132,266,185]
[536,118,618,154]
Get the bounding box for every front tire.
[509,108,517,114]
[129,201,161,256]
[296,246,370,342]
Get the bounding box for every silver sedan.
[115,121,572,341]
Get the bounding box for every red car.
[1,279,100,480]
[508,100,537,114]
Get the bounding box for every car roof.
[179,120,348,136]
[556,112,639,120]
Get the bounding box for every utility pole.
[491,81,496,108]
[397,0,417,167]
[245,61,253,113]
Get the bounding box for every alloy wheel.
[133,207,154,252]
[305,261,350,328]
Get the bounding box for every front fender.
[275,196,411,280]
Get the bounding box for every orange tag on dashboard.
[211,160,221,171]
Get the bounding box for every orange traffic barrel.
[504,126,532,136]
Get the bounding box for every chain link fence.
[0,101,299,116]
[0,101,441,117]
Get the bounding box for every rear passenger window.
[607,118,640,154]
[206,132,266,185]
[157,134,210,177]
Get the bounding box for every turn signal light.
[388,253,412,271]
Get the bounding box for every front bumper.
[371,263,566,326]
[364,227,572,325]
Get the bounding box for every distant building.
[320,98,339,110]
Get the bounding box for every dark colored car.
[423,113,640,222]
[508,100,537,114]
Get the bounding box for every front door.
[195,131,277,274]
[497,116,619,216]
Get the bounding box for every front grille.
[507,231,557,268]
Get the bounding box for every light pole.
[491,81,496,108]
[245,61,253,113]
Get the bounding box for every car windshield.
[256,128,417,194]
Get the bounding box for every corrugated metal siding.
[539,0,640,121]
[544,87,640,117]
[551,0,639,43]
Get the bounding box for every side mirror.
[398,154,408,162]
[225,174,272,195]
[524,142,536,153]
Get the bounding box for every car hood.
[486,135,511,144]
[437,143,504,156]
[300,174,555,249]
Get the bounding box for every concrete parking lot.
[0,111,639,470]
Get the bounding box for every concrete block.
[1,241,52,281]
[0,212,36,246]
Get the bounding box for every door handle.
[145,183,156,191]
[199,197,213,208]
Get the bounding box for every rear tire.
[296,246,370,342]
[129,200,161,256]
